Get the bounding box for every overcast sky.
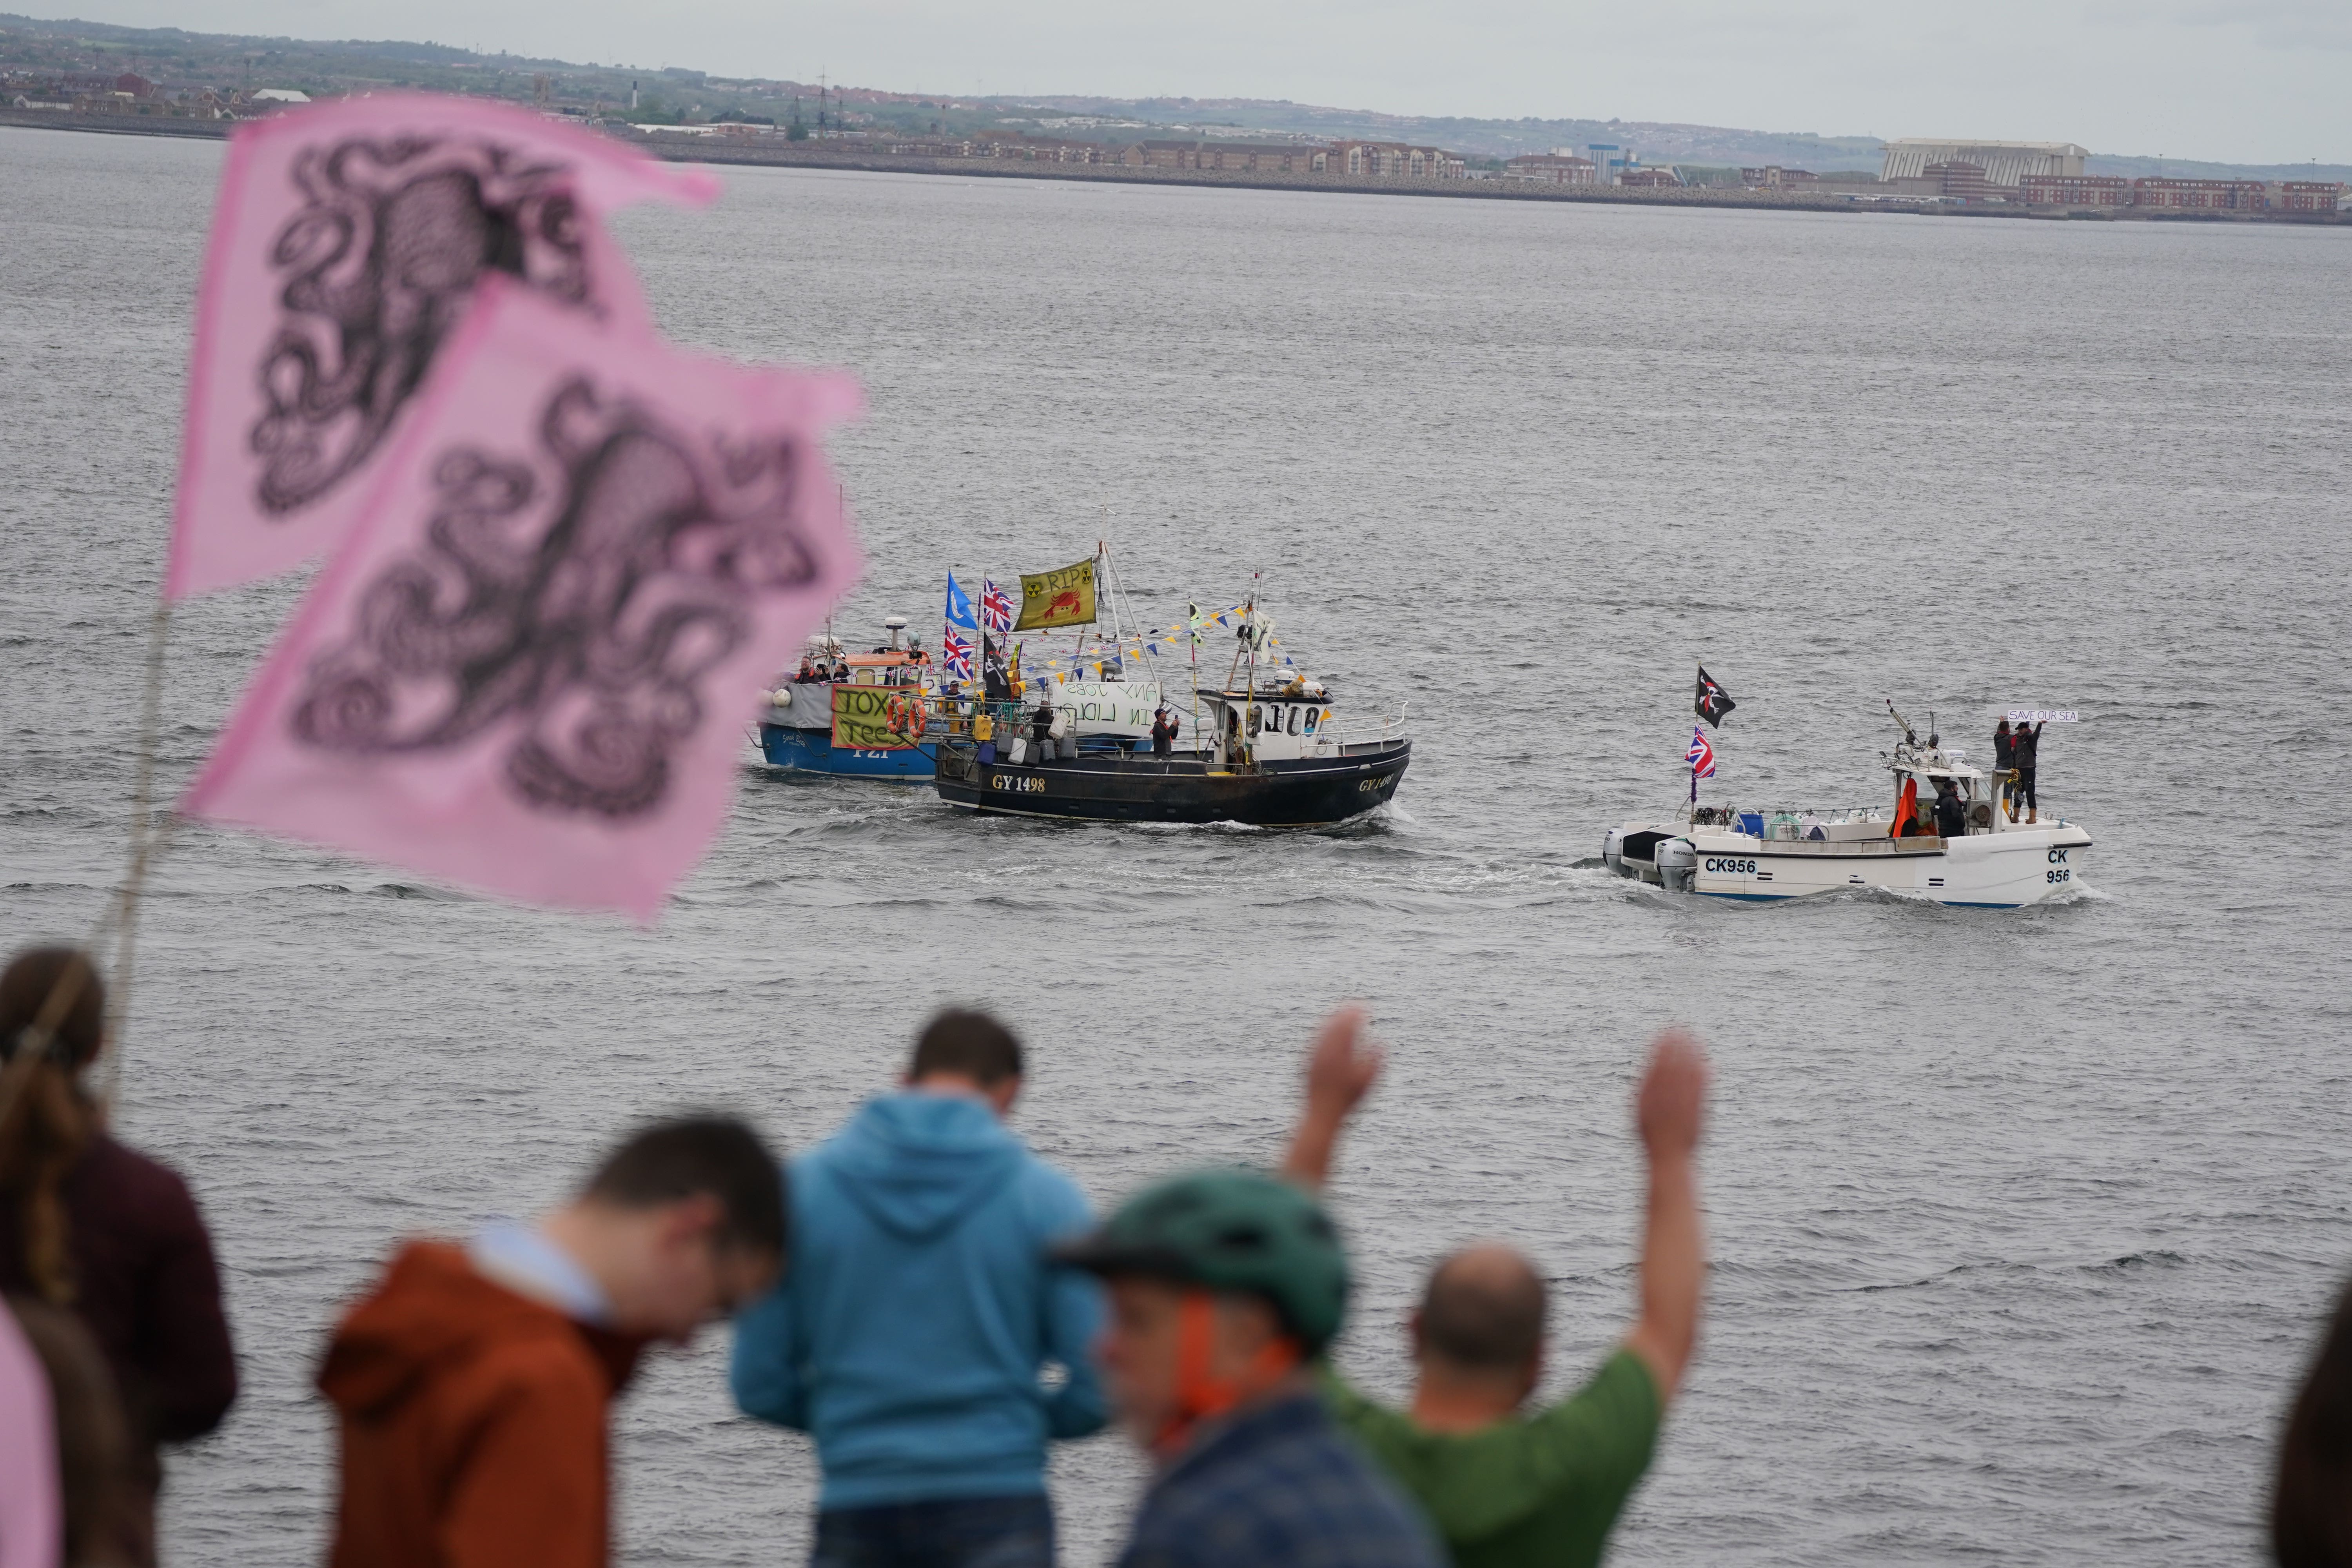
[92,0,2351,165]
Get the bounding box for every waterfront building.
[1328,141,1466,179]
[1620,167,1682,188]
[2272,181,2347,212]
[2020,174,2131,206]
[1503,153,1595,185]
[1740,167,1818,189]
[2132,177,2268,211]
[1195,142,1328,174]
[1586,143,1635,185]
[1923,160,1992,202]
[1880,139,2087,189]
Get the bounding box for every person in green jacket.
[1280,1009,1710,1568]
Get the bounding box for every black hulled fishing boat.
[932,596,1410,827]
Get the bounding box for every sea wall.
[5,110,2342,225]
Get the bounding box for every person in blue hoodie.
[731,1009,1105,1567]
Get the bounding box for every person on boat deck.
[1933,777,1967,840]
[1283,1011,1707,1568]
[973,707,996,764]
[797,657,819,683]
[1030,697,1056,757]
[2012,720,2045,824]
[731,1011,1105,1568]
[1151,707,1176,758]
[1992,720,2018,817]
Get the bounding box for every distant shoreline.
[6,111,2345,228]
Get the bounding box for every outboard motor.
[1655,837,1698,893]
[1602,827,1626,876]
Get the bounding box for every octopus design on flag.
[290,377,822,818]
[251,136,593,516]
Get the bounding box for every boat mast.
[1242,573,1260,769]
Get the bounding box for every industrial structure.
[1880,139,2089,189]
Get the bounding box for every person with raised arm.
[1283,1009,1710,1568]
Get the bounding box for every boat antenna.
[1886,697,1916,744]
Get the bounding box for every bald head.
[1416,1244,1547,1372]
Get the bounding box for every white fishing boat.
[1604,706,2092,909]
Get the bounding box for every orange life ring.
[885,691,907,732]
[907,695,928,736]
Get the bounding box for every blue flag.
[944,573,978,630]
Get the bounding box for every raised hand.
[1303,1004,1383,1123]
[1281,1004,1383,1191]
[1636,1027,1708,1161]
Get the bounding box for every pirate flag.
[1695,665,1737,728]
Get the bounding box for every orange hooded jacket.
[316,1241,644,1568]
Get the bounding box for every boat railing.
[1305,701,1410,751]
[1700,805,1893,841]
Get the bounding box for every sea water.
[2,125,2348,1565]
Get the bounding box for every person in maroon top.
[0,946,238,1567]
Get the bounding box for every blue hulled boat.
[755,620,940,783]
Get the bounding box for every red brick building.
[2019,174,2131,205]
[2273,181,2346,212]
[1619,167,1682,188]
[1740,166,1817,189]
[1195,143,1327,174]
[2132,178,2267,210]
[1504,153,1595,185]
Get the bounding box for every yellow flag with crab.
[1015,559,1097,631]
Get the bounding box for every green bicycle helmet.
[1057,1168,1349,1354]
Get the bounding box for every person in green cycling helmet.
[1059,1159,1443,1568]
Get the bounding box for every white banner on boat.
[2005,708,2080,723]
[1048,679,1162,738]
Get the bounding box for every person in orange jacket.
[317,1116,786,1568]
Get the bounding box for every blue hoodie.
[730,1091,1108,1509]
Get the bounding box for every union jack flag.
[942,626,975,682]
[1686,727,1716,779]
[980,579,1015,638]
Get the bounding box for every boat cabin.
[1887,741,2008,837]
[1202,686,1334,768]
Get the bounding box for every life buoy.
[907,695,928,736]
[885,691,908,732]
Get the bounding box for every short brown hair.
[1418,1247,1547,1370]
[909,1009,1023,1086]
[583,1115,785,1260]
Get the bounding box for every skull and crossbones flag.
[1695,665,1737,728]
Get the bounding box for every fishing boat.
[932,601,1411,827]
[1603,704,2092,908]
[755,618,942,780]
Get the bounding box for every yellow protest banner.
[1014,558,1096,631]
[831,685,922,751]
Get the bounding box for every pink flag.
[167,92,719,601]
[181,281,864,920]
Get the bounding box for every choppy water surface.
[3,125,2349,1566]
